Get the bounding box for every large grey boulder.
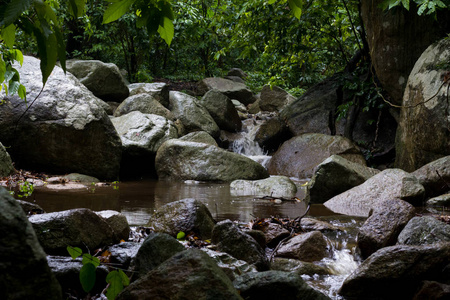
[146,198,216,240]
[259,85,296,112]
[396,38,450,172]
[412,156,450,198]
[66,59,129,102]
[155,139,269,181]
[324,169,425,217]
[114,94,174,120]
[357,199,416,258]
[128,82,170,107]
[230,176,297,198]
[29,208,116,254]
[169,91,220,138]
[254,116,292,154]
[197,77,256,105]
[339,243,450,300]
[268,133,366,179]
[212,220,269,271]
[199,89,242,132]
[179,131,218,146]
[397,216,450,245]
[95,210,130,241]
[117,249,242,300]
[234,270,330,300]
[0,56,122,180]
[275,231,328,262]
[0,142,15,177]
[0,187,62,300]
[307,155,380,204]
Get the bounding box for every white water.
[232,117,272,168]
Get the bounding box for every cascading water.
[232,116,272,168]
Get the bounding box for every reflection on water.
[29,179,310,226]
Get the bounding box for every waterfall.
[231,117,271,168]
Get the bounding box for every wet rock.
[230,176,297,198]
[117,249,242,300]
[427,194,450,207]
[146,198,216,239]
[169,91,220,138]
[114,94,174,120]
[47,256,109,298]
[412,156,450,198]
[201,248,258,281]
[254,116,292,153]
[259,85,296,112]
[179,131,218,146]
[155,139,269,181]
[16,199,45,215]
[62,173,100,183]
[261,223,290,248]
[0,56,122,180]
[339,243,450,300]
[248,98,261,114]
[233,270,330,300]
[268,133,366,179]
[396,39,450,171]
[197,77,256,105]
[29,208,116,254]
[96,210,130,241]
[245,230,267,249]
[199,89,242,132]
[413,281,450,300]
[357,199,416,258]
[307,155,380,204]
[132,233,185,280]
[397,216,450,245]
[0,187,62,300]
[128,82,170,107]
[275,231,329,262]
[66,59,129,102]
[324,169,425,217]
[212,220,269,271]
[108,242,141,269]
[0,142,15,177]
[270,257,330,276]
[232,99,248,113]
[300,218,340,232]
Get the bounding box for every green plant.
[16,180,34,198]
[67,246,129,300]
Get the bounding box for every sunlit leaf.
[2,24,16,48]
[103,0,136,24]
[176,231,185,240]
[18,84,26,100]
[157,16,174,46]
[80,263,96,292]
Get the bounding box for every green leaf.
[8,80,20,96]
[401,0,409,10]
[288,0,302,19]
[268,0,277,4]
[176,231,185,240]
[0,0,33,27]
[0,59,6,83]
[68,0,86,18]
[158,16,174,46]
[103,0,136,24]
[67,246,83,259]
[2,24,16,48]
[82,253,101,268]
[18,84,26,100]
[10,49,24,66]
[80,263,96,292]
[106,270,129,300]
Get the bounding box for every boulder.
[230,176,297,198]
[0,56,122,180]
[66,59,129,102]
[128,82,170,107]
[108,242,141,270]
[0,142,15,177]
[412,156,450,198]
[427,194,450,207]
[132,233,185,280]
[357,199,416,258]
[212,220,269,271]
[29,208,116,254]
[179,131,218,146]
[254,116,292,153]
[227,68,248,79]
[324,169,425,217]
[169,91,220,138]
[0,187,62,300]
[396,38,450,171]
[95,210,130,241]
[275,231,328,262]
[155,139,269,181]
[300,218,341,233]
[268,133,366,179]
[339,243,450,300]
[307,155,380,204]
[62,173,99,183]
[270,257,330,276]
[233,270,330,300]
[197,77,256,105]
[397,216,450,245]
[259,85,296,112]
[199,89,242,132]
[117,249,242,300]
[111,111,177,177]
[413,281,450,300]
[16,199,45,215]
[114,94,174,120]
[260,222,290,248]
[146,198,216,240]
[360,0,450,105]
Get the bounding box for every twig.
[436,170,450,190]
